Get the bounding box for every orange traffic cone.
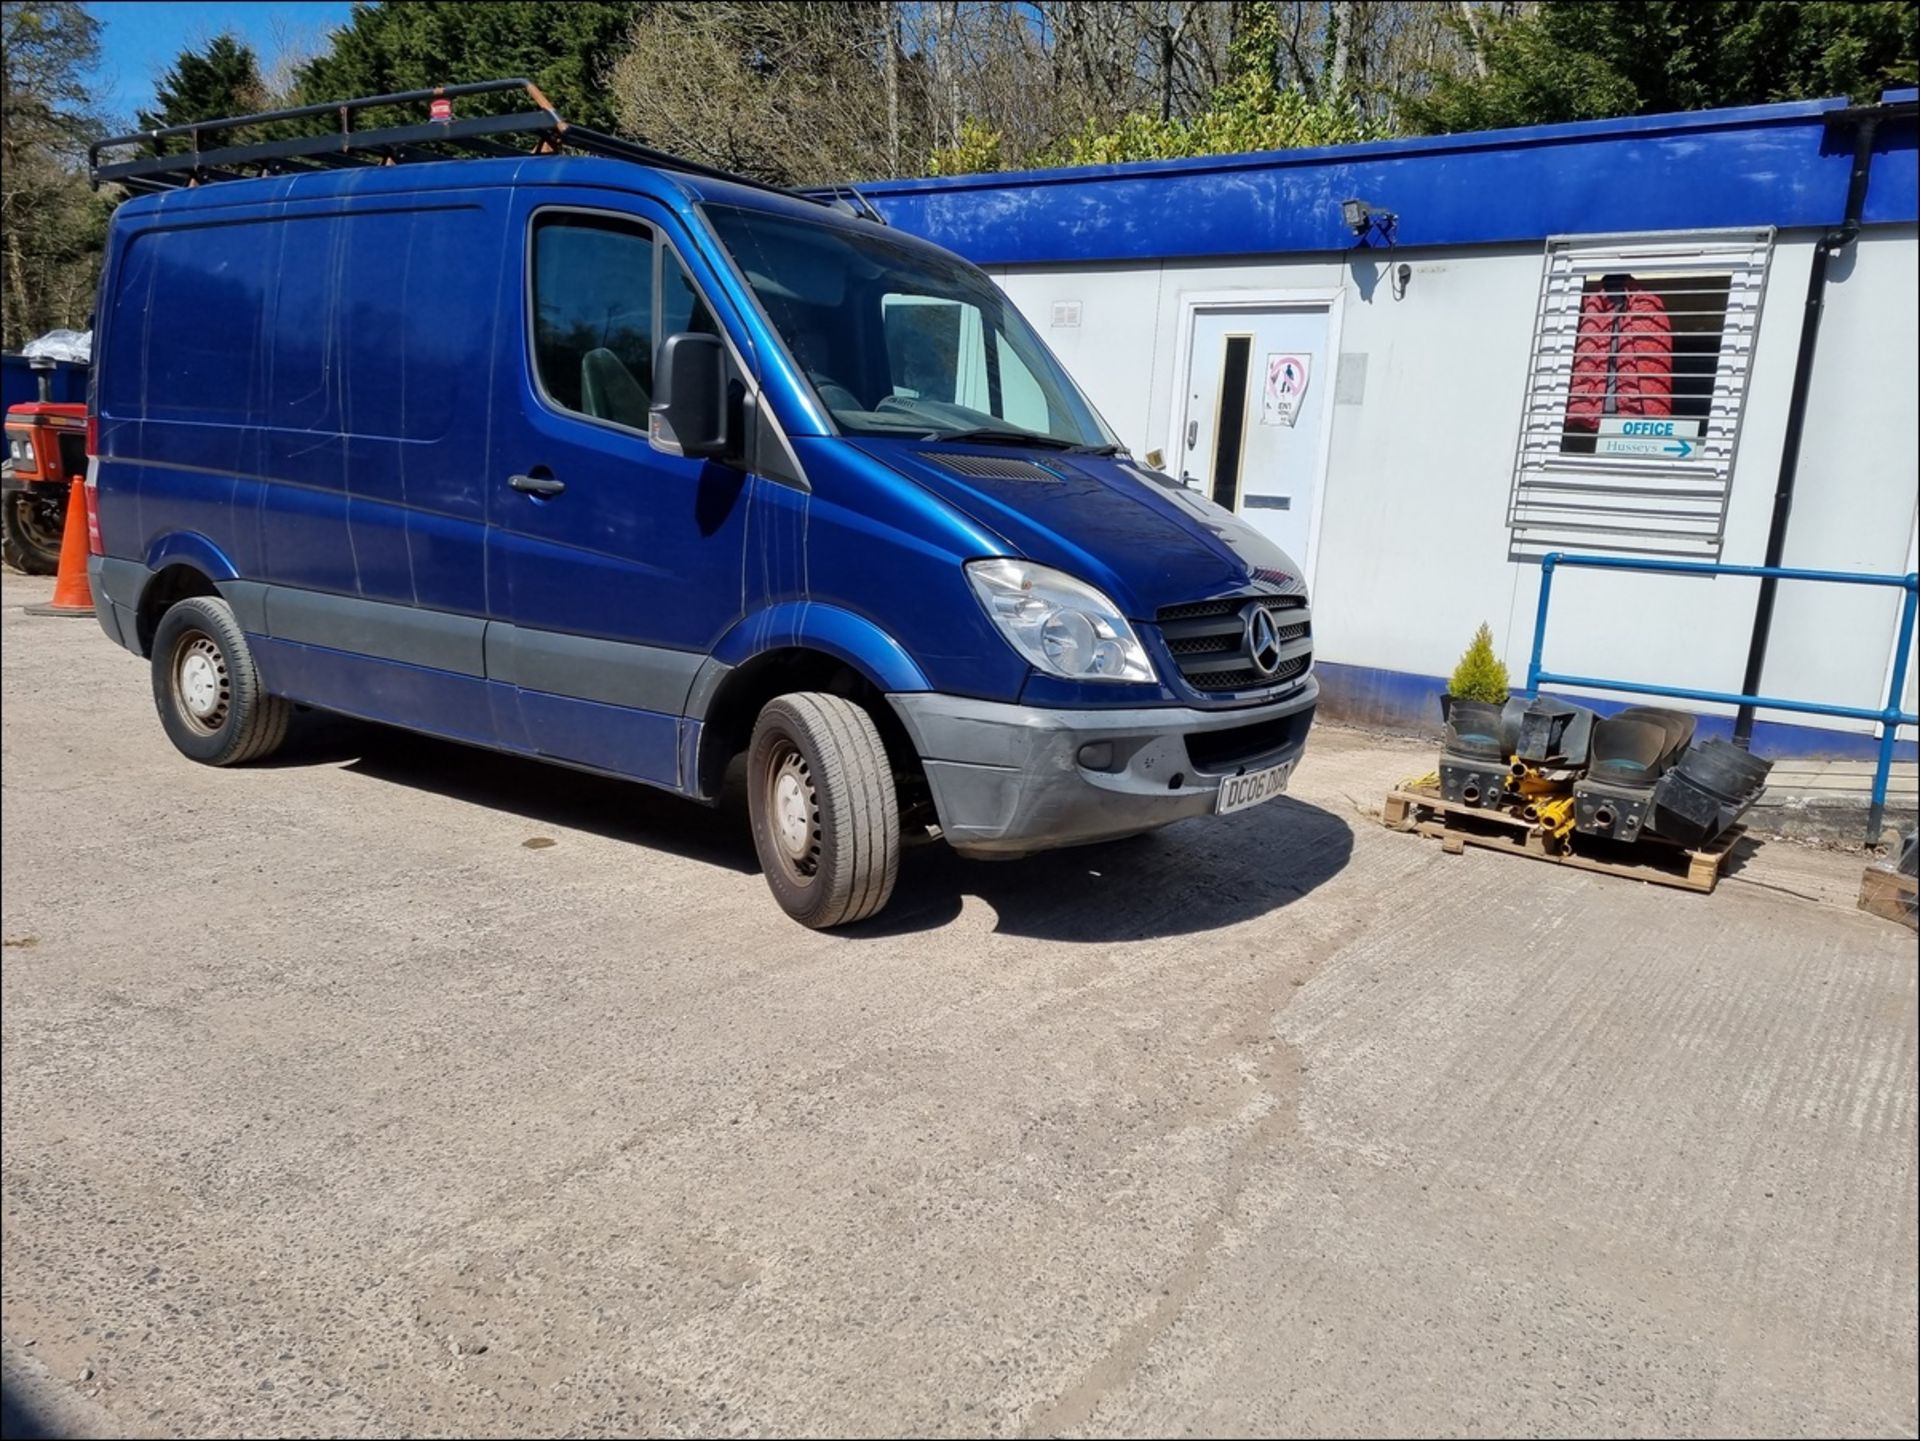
[23,477,95,618]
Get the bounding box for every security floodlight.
[1339,198,1398,244]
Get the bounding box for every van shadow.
[861,794,1354,942]
[269,712,1353,936]
[269,710,760,875]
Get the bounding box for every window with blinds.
[1507,230,1774,561]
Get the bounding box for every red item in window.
[1565,279,1672,432]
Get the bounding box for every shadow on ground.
[268,709,760,875]
[1,1383,55,1440]
[865,795,1353,940]
[267,710,1354,939]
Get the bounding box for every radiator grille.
[1157,594,1311,693]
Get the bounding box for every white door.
[1176,304,1335,576]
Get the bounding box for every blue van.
[85,82,1316,927]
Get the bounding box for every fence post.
[1868,573,1920,842]
[1526,553,1558,697]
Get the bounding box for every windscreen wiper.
[928,425,1078,450]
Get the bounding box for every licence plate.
[1215,759,1293,815]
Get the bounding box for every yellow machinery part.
[1534,794,1578,841]
[1509,756,1574,800]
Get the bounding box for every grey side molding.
[264,586,487,677]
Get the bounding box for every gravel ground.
[2,568,1914,1438]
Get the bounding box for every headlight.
[965,558,1155,684]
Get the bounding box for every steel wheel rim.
[765,740,821,884]
[173,632,230,734]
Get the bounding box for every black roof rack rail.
[806,184,891,226]
[87,77,839,211]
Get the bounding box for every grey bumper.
[890,677,1317,857]
[88,555,145,654]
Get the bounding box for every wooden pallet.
[1381,784,1746,894]
[1857,864,1918,930]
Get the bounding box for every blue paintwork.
[253,637,500,747]
[91,153,1318,799]
[1312,659,1917,763]
[706,601,932,694]
[858,443,1301,623]
[143,528,238,581]
[852,96,1918,266]
[1527,552,1920,834]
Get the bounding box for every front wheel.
[747,693,900,929]
[2,488,65,575]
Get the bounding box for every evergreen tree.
[1412,1,1918,134]
[136,33,266,139]
[294,2,643,133]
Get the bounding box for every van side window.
[660,253,718,348]
[532,214,656,430]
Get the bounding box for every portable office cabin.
[865,93,1920,760]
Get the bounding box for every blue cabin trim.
[858,97,1919,267]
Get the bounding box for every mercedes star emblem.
[1245,604,1283,676]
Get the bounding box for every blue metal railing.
[1526,552,1920,840]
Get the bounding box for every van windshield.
[706,204,1118,450]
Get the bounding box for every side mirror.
[649,332,729,460]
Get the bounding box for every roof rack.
[87,77,836,210]
[807,184,890,226]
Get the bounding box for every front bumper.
[891,677,1317,858]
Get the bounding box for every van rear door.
[486,193,757,787]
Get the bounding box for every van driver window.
[532,215,656,430]
[660,253,719,348]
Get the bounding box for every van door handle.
[1185,420,1198,450]
[509,471,565,497]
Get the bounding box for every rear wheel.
[2,488,64,575]
[747,692,900,929]
[150,596,291,765]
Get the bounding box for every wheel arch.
[143,531,238,583]
[684,644,923,803]
[127,534,243,657]
[134,562,223,658]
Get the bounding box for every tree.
[609,2,915,186]
[1261,1,1475,127]
[294,1,643,132]
[1036,3,1381,167]
[1410,1,1919,134]
[1447,622,1510,703]
[136,34,267,150]
[1,1,107,347]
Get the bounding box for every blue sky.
[86,1,356,125]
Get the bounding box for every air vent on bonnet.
[918,452,1061,481]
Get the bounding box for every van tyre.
[151,596,291,766]
[747,693,900,928]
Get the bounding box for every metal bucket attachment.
[1442,697,1524,761]
[1649,738,1773,845]
[1574,707,1699,841]
[1439,751,1514,809]
[1512,698,1598,767]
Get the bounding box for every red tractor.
[3,396,87,574]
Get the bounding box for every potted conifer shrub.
[1441,623,1511,747]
